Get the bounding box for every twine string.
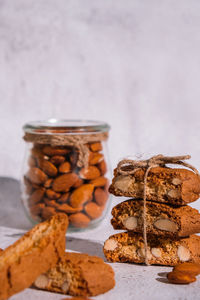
[117,154,199,265]
[24,132,108,167]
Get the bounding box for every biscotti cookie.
[103,232,200,266]
[109,167,200,205]
[111,199,200,238]
[0,213,68,300]
[34,252,115,296]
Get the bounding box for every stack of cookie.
[104,160,200,266]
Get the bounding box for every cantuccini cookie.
[0,213,68,300]
[109,167,200,205]
[34,252,115,296]
[111,199,200,238]
[103,232,200,266]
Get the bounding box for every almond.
[89,142,102,152]
[38,159,58,177]
[29,188,45,205]
[151,248,162,258]
[44,198,60,209]
[58,192,70,203]
[97,160,107,175]
[137,248,152,260]
[28,156,36,167]
[24,177,33,195]
[173,262,200,276]
[44,178,53,188]
[104,239,118,251]
[27,167,47,185]
[85,202,103,219]
[70,184,94,208]
[73,177,83,188]
[154,219,178,232]
[50,155,65,165]
[57,203,82,214]
[30,203,45,216]
[31,147,48,160]
[52,173,78,192]
[167,271,196,284]
[46,189,61,200]
[34,274,49,289]
[59,162,71,173]
[69,213,90,228]
[89,152,104,165]
[172,178,182,185]
[41,206,56,220]
[79,166,100,180]
[42,146,69,156]
[90,176,108,187]
[69,150,79,166]
[114,175,133,192]
[122,216,138,230]
[94,188,108,206]
[168,189,181,199]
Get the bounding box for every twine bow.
[117,154,199,265]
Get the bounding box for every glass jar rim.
[23,119,110,135]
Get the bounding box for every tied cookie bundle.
[103,155,200,266]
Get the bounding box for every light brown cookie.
[103,232,200,266]
[0,213,68,300]
[34,252,115,297]
[111,199,200,238]
[109,167,200,205]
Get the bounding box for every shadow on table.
[66,236,105,260]
[0,177,32,230]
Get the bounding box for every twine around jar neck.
[117,154,199,265]
[23,131,109,168]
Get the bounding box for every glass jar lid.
[23,119,110,135]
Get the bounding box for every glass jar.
[21,119,111,231]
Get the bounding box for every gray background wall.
[0,1,200,206]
